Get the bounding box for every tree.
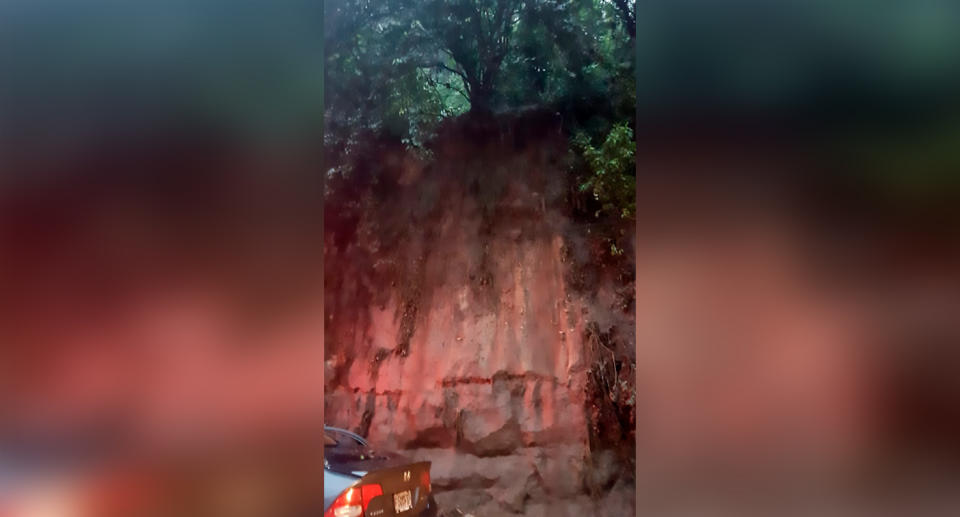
[324,0,635,172]
[415,0,522,114]
[324,0,638,253]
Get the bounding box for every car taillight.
[421,470,431,492]
[324,487,361,517]
[324,484,383,517]
[360,484,382,509]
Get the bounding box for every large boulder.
[488,478,530,513]
[522,445,586,498]
[410,450,536,492]
[459,407,522,457]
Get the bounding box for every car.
[324,426,439,517]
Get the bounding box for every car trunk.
[325,446,413,477]
[355,461,432,516]
[325,443,433,516]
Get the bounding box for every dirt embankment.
[324,113,635,517]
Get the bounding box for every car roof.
[323,426,368,445]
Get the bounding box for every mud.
[324,114,635,516]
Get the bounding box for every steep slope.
[324,113,635,516]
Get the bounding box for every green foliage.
[325,0,635,155]
[325,0,637,267]
[573,123,636,220]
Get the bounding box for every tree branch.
[436,62,468,82]
[424,73,470,102]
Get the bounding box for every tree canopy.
[325,0,634,149]
[324,0,636,233]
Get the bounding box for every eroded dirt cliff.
[324,113,635,517]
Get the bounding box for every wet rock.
[367,395,412,449]
[597,479,636,517]
[464,420,523,457]
[357,392,377,437]
[516,382,586,447]
[412,450,484,489]
[524,445,586,498]
[586,449,620,494]
[434,489,494,515]
[323,387,363,430]
[524,496,593,517]
[406,425,456,449]
[489,478,529,513]
[412,450,535,490]
[324,360,336,390]
[401,438,597,514]
[479,454,536,491]
[459,406,522,456]
[410,449,473,489]
[522,470,547,502]
[472,500,512,517]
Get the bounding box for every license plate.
[393,489,413,513]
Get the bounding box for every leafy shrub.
[572,123,636,220]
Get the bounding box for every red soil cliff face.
[324,116,635,515]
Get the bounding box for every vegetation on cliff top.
[324,0,636,233]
